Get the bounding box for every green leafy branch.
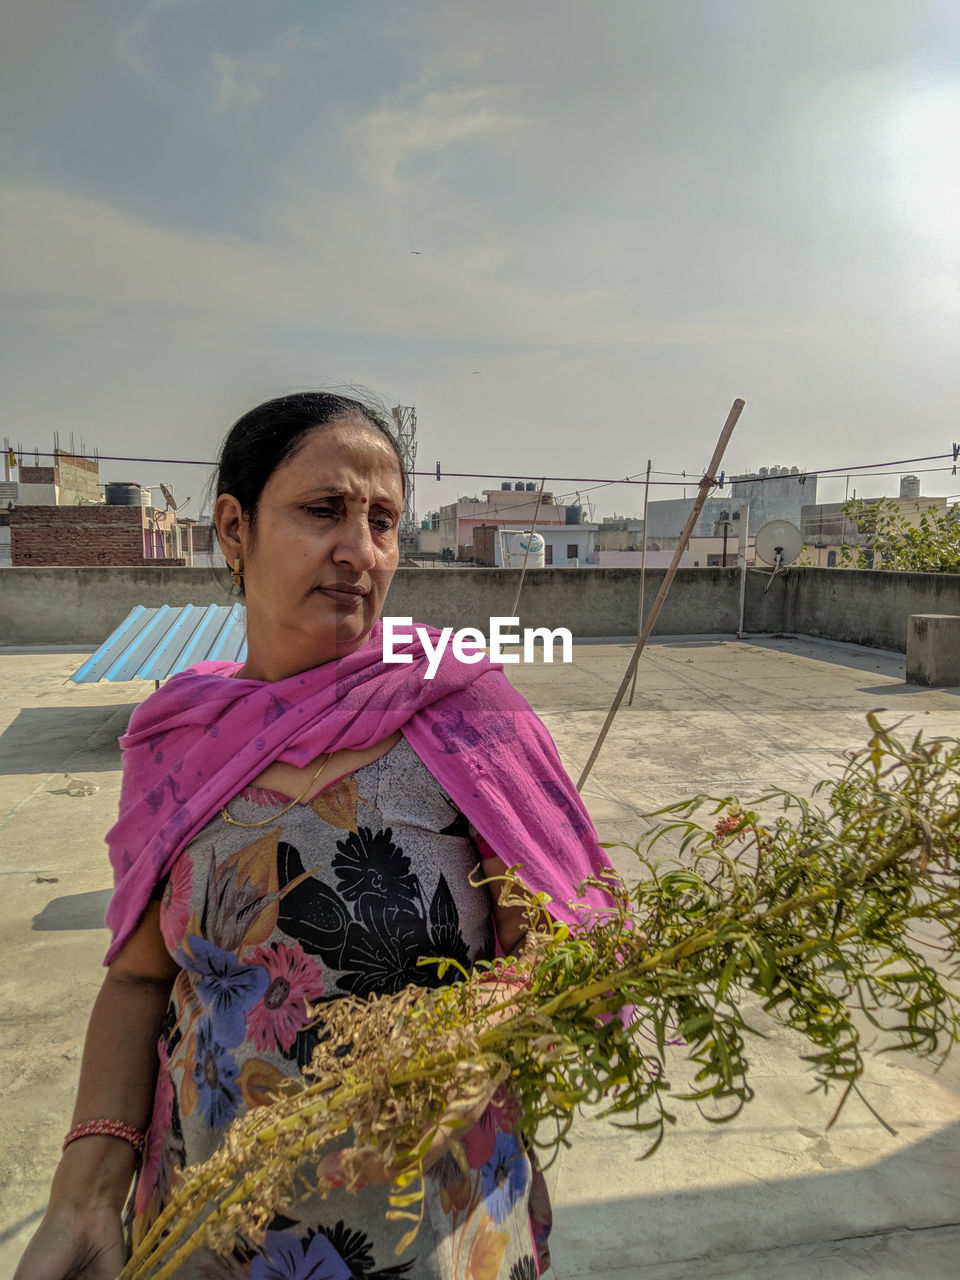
[838,496,960,572]
[120,715,960,1279]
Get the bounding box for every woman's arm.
[479,847,548,958]
[14,902,179,1280]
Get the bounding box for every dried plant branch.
[121,714,960,1278]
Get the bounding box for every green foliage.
[122,716,960,1279]
[838,497,960,572]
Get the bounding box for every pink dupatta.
[104,621,615,964]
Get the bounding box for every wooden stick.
[509,477,546,617]
[577,400,745,791]
[627,458,653,708]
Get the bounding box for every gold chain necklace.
[220,752,333,829]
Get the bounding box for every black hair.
[215,390,406,529]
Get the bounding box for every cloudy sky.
[2,0,958,518]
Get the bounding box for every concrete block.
[906,614,960,686]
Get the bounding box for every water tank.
[759,467,769,478]
[525,482,536,491]
[514,482,525,491]
[105,482,145,506]
[790,466,799,475]
[900,474,920,499]
[501,482,511,491]
[509,531,545,567]
[565,505,583,525]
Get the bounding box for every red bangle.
[63,1119,146,1161]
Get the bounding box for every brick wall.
[55,450,102,503]
[55,451,99,476]
[19,466,56,485]
[9,505,185,567]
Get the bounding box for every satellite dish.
[159,483,177,511]
[754,519,803,569]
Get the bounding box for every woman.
[15,392,615,1280]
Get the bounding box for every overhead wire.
[9,449,956,495]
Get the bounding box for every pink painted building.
[422,488,575,559]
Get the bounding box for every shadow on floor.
[0,704,137,776]
[744,635,908,679]
[858,682,960,697]
[32,888,112,931]
[652,636,733,649]
[550,1118,960,1280]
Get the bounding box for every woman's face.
[217,418,403,680]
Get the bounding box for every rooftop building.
[421,487,577,560]
[2,445,198,567]
[4,446,102,508]
[644,465,818,541]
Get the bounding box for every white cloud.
[5,170,815,361]
[208,28,331,117]
[113,0,190,84]
[209,51,270,115]
[347,87,528,191]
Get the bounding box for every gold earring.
[231,558,243,589]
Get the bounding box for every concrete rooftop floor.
[1,634,959,1279]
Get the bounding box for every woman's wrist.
[50,1134,139,1209]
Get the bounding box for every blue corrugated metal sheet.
[70,604,247,683]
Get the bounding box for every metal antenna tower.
[390,405,418,536]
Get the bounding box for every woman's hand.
[13,1200,126,1280]
[15,903,178,1280]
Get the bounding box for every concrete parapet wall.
[0,567,232,643]
[386,566,755,637]
[0,564,956,649]
[792,567,960,652]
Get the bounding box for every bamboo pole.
[577,399,745,791]
[509,477,546,617]
[627,458,653,708]
[736,503,750,636]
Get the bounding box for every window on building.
[567,544,578,560]
[827,550,837,567]
[544,544,553,565]
[732,511,741,520]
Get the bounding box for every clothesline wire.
[8,450,955,497]
[556,452,955,502]
[649,451,951,479]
